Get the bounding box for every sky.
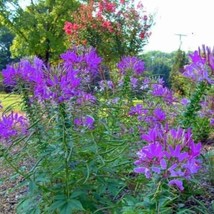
[142,0,214,53]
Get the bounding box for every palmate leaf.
[49,200,67,213]
[49,197,85,214]
[61,199,85,214]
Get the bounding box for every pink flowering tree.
[64,0,153,63]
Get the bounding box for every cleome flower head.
[2,47,102,104]
[183,46,214,84]
[117,56,145,76]
[0,112,28,146]
[134,127,202,191]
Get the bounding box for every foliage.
[180,46,214,141]
[0,26,20,92]
[0,26,17,71]
[64,0,153,63]
[169,49,190,95]
[141,51,177,87]
[0,0,79,63]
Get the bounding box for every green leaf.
[70,190,84,198]
[49,200,66,212]
[68,199,84,211]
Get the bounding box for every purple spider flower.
[74,116,95,130]
[84,116,95,129]
[189,50,206,65]
[0,112,28,145]
[61,47,102,76]
[76,92,96,105]
[183,63,211,83]
[134,167,151,178]
[99,80,114,91]
[134,127,202,191]
[140,77,150,90]
[183,158,201,175]
[141,127,161,143]
[2,65,17,86]
[210,118,214,126]
[153,108,166,122]
[181,98,190,106]
[130,77,138,88]
[60,50,80,66]
[151,83,175,104]
[84,48,102,75]
[129,104,144,116]
[117,56,145,76]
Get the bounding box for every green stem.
[59,103,70,198]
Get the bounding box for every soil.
[0,161,25,214]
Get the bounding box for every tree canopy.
[63,0,153,63]
[0,0,79,63]
[0,26,17,70]
[141,50,177,87]
[169,49,190,95]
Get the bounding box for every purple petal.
[169,179,184,191]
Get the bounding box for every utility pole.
[175,33,187,50]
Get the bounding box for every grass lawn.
[0,93,22,113]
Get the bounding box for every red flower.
[99,0,116,13]
[63,21,73,35]
[72,23,79,31]
[63,22,79,35]
[102,21,113,32]
[139,31,145,39]
[105,2,116,12]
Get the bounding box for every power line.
[175,33,187,49]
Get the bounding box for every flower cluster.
[98,0,116,14]
[129,105,166,127]
[63,22,79,35]
[117,56,145,76]
[98,80,114,91]
[2,57,44,87]
[151,82,175,104]
[0,112,28,145]
[183,46,214,84]
[74,115,95,130]
[134,127,202,191]
[61,47,102,76]
[64,0,153,61]
[2,47,101,104]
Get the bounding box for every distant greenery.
[169,49,190,95]
[0,26,20,70]
[141,50,177,87]
[141,50,193,93]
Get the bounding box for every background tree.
[142,50,176,87]
[169,49,190,95]
[64,0,153,63]
[0,26,18,70]
[0,0,79,63]
[0,26,19,91]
